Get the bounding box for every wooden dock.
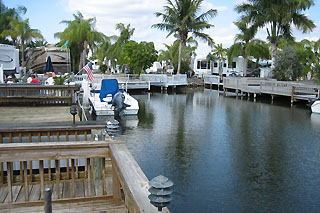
[204,75,320,104]
[0,123,169,212]
[74,74,188,91]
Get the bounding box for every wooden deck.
[0,106,80,123]
[0,125,169,213]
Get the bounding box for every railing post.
[44,188,52,213]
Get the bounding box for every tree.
[107,23,135,72]
[55,11,104,72]
[2,18,43,65]
[273,45,302,81]
[228,21,270,76]
[158,37,198,74]
[0,1,26,45]
[123,41,158,74]
[210,44,227,78]
[153,0,217,74]
[236,0,316,69]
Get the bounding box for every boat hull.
[311,100,320,113]
[88,93,139,116]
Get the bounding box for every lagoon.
[115,88,320,212]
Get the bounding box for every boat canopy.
[99,79,119,102]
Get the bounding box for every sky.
[3,0,320,57]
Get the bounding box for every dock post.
[271,95,274,104]
[291,86,295,107]
[254,93,256,102]
[247,93,250,101]
[236,89,238,97]
[240,91,243,100]
[44,188,52,213]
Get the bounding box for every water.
[114,88,320,212]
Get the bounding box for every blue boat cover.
[99,79,119,102]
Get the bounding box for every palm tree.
[107,23,135,72]
[236,0,315,69]
[55,11,103,70]
[211,44,227,78]
[2,18,43,66]
[228,21,270,76]
[153,0,217,74]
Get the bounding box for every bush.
[99,64,108,73]
[273,45,302,81]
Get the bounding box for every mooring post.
[291,86,295,107]
[254,93,256,102]
[44,188,52,213]
[271,94,274,104]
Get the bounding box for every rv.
[25,45,71,74]
[193,56,244,78]
[0,44,19,76]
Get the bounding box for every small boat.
[88,79,139,116]
[311,99,320,114]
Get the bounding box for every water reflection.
[118,89,320,212]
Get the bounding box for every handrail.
[110,143,170,213]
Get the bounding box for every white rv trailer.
[0,44,19,74]
[193,56,244,77]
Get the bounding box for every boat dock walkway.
[74,74,188,91]
[205,75,320,104]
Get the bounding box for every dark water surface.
[117,89,320,212]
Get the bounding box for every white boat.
[88,79,139,116]
[311,99,320,113]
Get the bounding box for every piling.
[44,188,52,213]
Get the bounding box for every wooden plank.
[0,186,8,202]
[102,158,106,195]
[39,160,44,199]
[110,143,169,213]
[23,161,29,201]
[0,141,113,162]
[71,159,75,198]
[52,182,63,200]
[62,182,72,199]
[29,185,40,201]
[112,162,121,201]
[7,162,13,203]
[4,185,21,203]
[55,160,60,199]
[87,158,92,196]
[75,180,85,198]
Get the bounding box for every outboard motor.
[112,91,130,116]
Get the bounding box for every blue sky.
[4,0,320,57]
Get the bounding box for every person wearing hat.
[7,76,14,84]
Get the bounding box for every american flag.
[83,62,94,83]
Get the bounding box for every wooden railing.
[0,125,167,212]
[0,84,80,105]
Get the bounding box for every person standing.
[6,76,14,84]
[30,74,40,83]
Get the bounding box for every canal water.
[114,88,320,212]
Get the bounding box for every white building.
[193,56,244,78]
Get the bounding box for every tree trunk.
[21,41,25,67]
[83,40,88,66]
[219,60,223,79]
[271,43,277,70]
[243,55,248,77]
[177,39,183,74]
